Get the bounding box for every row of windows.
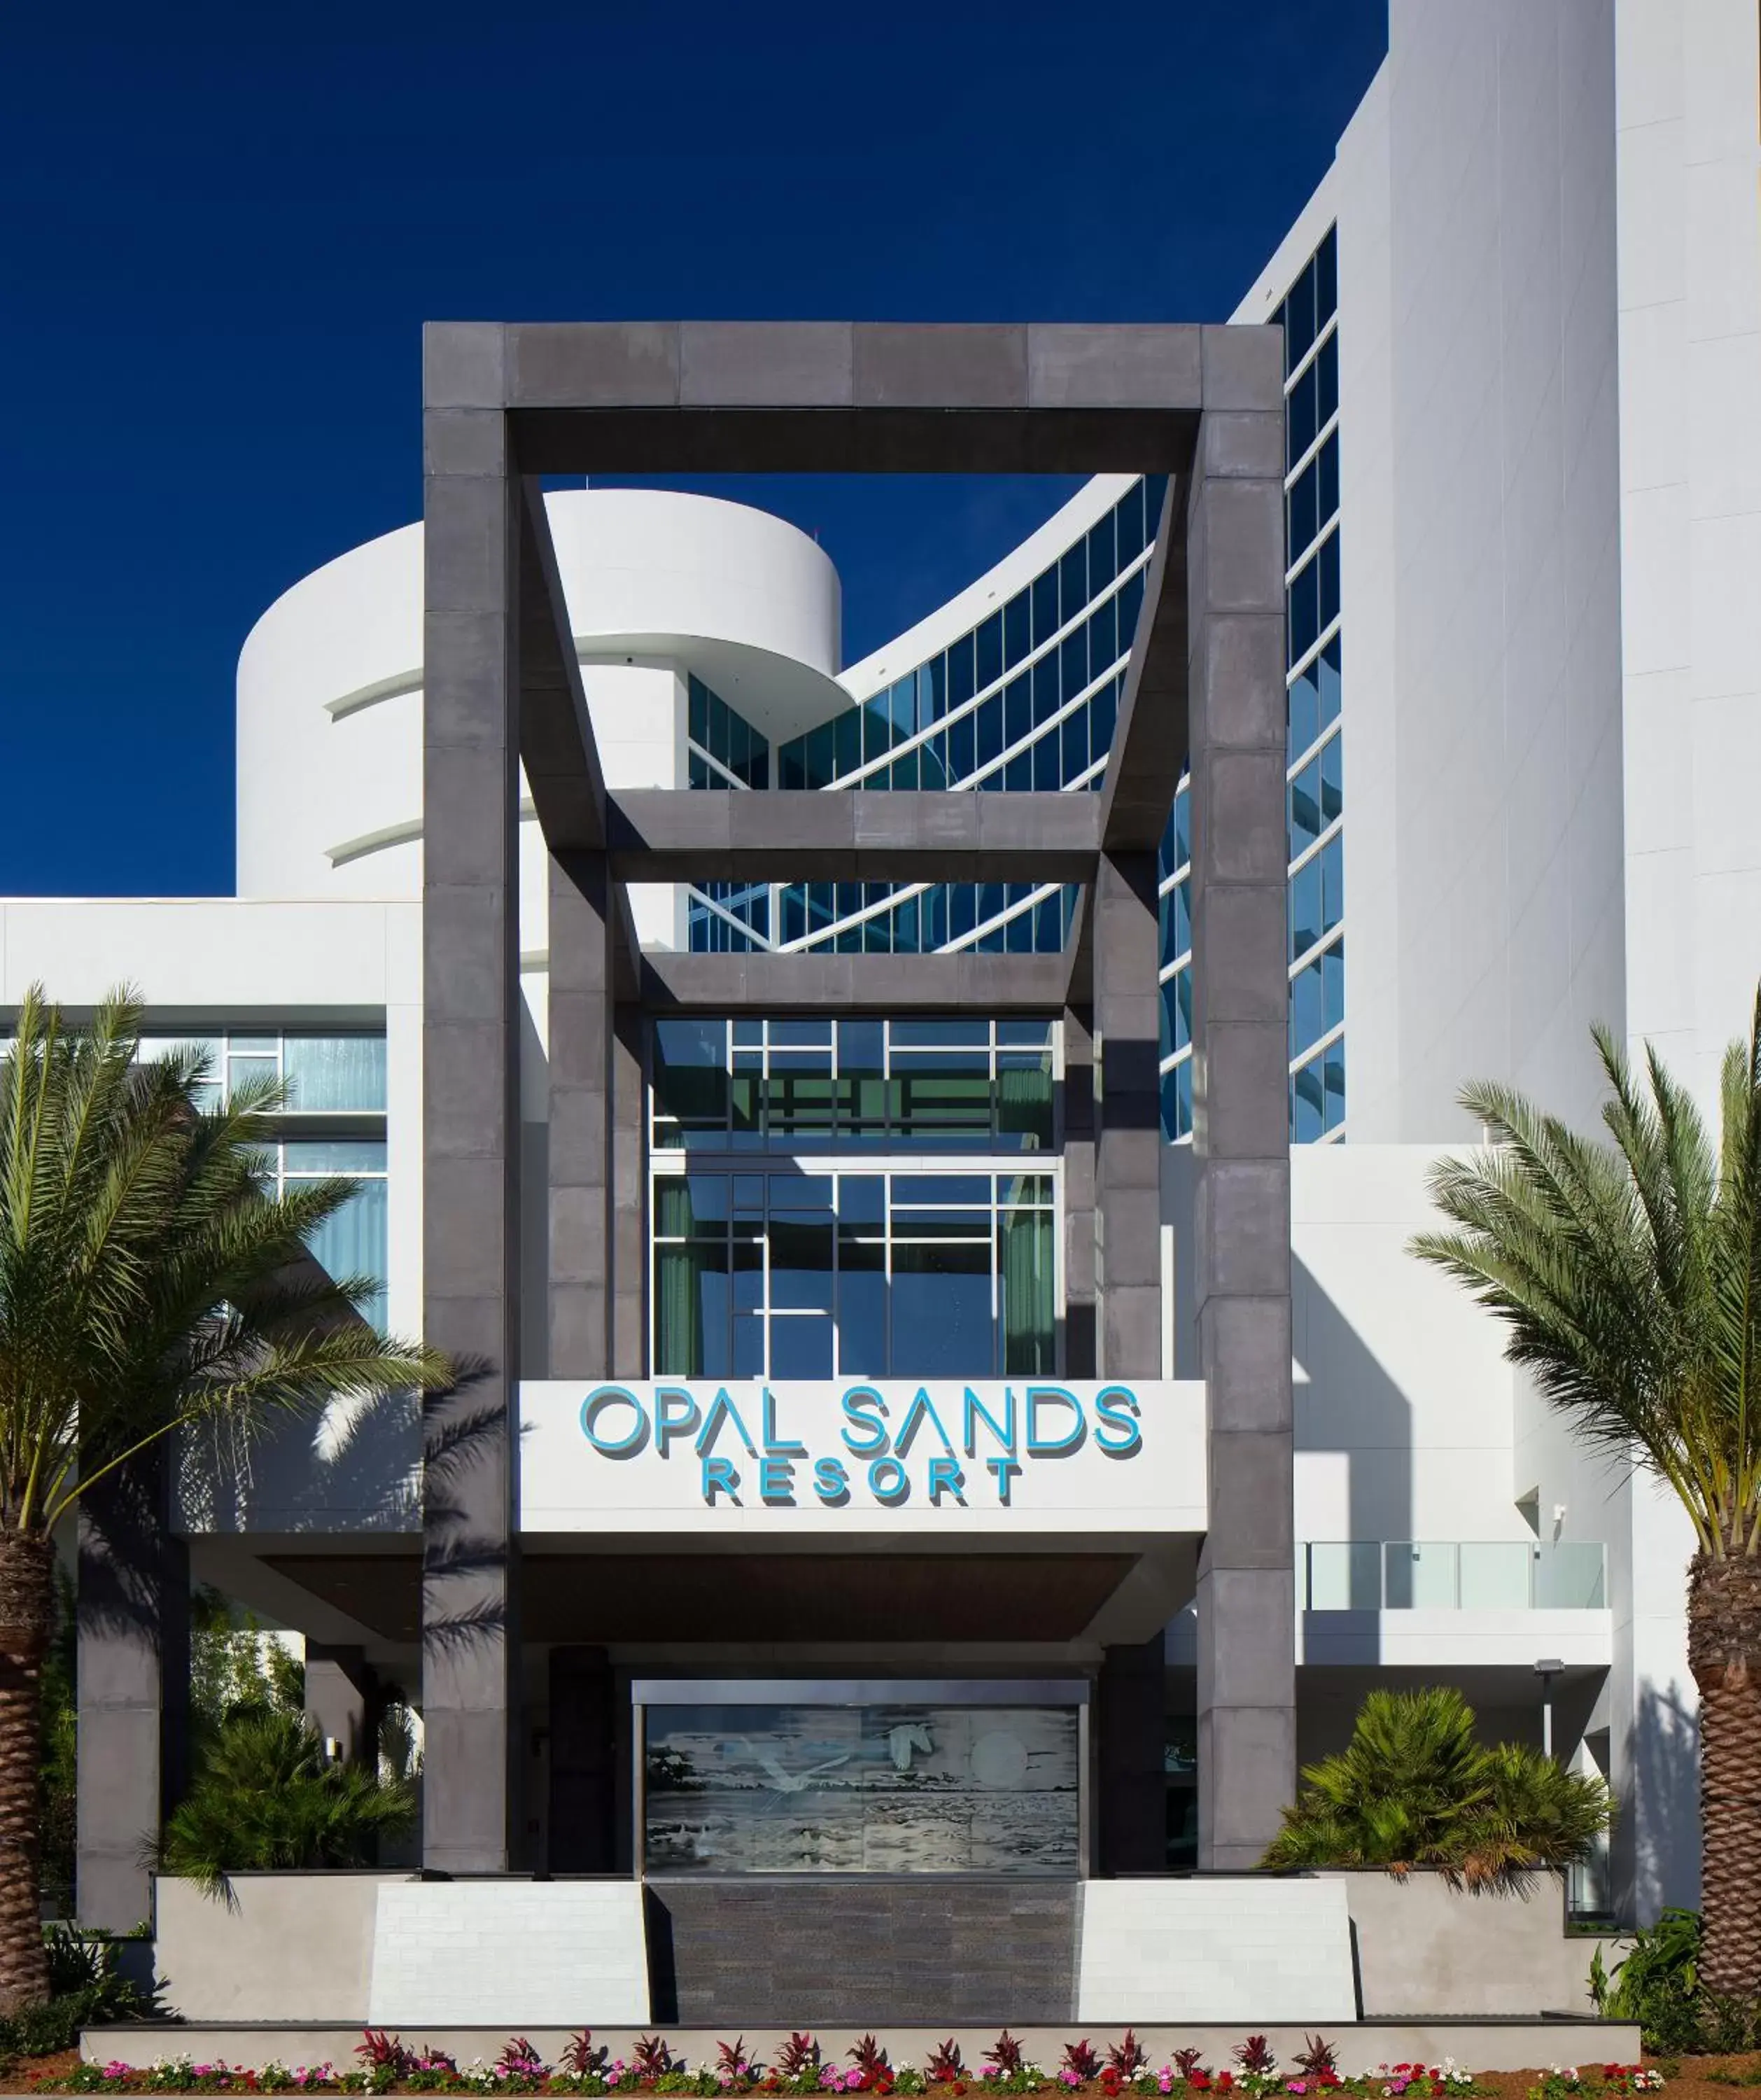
[652,1167,1055,1380]
[274,1138,388,1326]
[689,880,1079,960]
[687,675,769,789]
[1289,731,1342,862]
[1291,1032,1346,1143]
[776,479,1162,795]
[1283,225,1338,377]
[1289,635,1342,766]
[652,1016,1055,1154]
[138,1030,387,1114]
[1153,223,1347,1144]
[780,603,1135,796]
[1291,833,1345,964]
[1287,331,1338,475]
[1290,937,1345,1062]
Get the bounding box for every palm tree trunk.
[1690,1551,1761,1998]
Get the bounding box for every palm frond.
[0,985,454,1540]
[1411,996,1761,1557]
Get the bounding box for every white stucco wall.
[235,487,843,927]
[1233,4,1629,1147]
[1617,0,1761,1118]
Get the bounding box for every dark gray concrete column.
[305,1643,375,1766]
[548,853,614,1379]
[610,1005,647,1378]
[76,1464,188,1931]
[1062,1006,1098,1378]
[1096,1633,1166,1874]
[1188,331,1296,1870]
[421,336,524,1873]
[548,1646,616,1871]
[1094,854,1162,1378]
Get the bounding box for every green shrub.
[1263,1686,1614,1887]
[1586,1906,1761,2052]
[155,1707,415,1900]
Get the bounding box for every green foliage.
[155,1708,416,1901]
[1411,995,1761,1562]
[0,1926,159,2058]
[1261,1686,1613,1886]
[0,985,451,1543]
[189,1585,304,1744]
[1588,1905,1761,2054]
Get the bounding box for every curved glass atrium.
[682,225,1343,1145]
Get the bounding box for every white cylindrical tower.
[235,488,845,951]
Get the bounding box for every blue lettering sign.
[761,1387,807,1456]
[840,1385,890,1457]
[698,1387,759,1457]
[986,1457,1022,1506]
[927,1455,967,1506]
[896,1386,957,1457]
[701,1455,741,1504]
[581,1386,650,1457]
[1026,1385,1086,1456]
[758,1456,796,1506]
[654,1386,701,1458]
[1093,1385,1143,1457]
[868,1457,910,1506]
[962,1385,1018,1458]
[813,1455,850,1506]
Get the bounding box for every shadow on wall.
[1292,1252,1413,1592]
[1629,1681,1701,1922]
[176,1385,423,1535]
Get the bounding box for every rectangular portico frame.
[420,320,1293,1878]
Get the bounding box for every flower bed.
[10,2035,1669,2100]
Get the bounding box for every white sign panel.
[518,1378,1207,1534]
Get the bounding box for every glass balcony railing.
[1300,1540,1607,1611]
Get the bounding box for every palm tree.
[0,986,449,2010]
[1262,1686,1612,1886]
[1411,993,1761,1996]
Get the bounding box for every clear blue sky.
[0,0,1386,897]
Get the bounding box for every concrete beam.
[1185,328,1295,1874]
[547,851,615,1380]
[605,789,1100,883]
[78,1462,188,1931]
[421,383,523,1875]
[424,320,1207,478]
[1101,478,1191,853]
[641,949,1071,1013]
[517,479,607,853]
[1093,852,1162,1379]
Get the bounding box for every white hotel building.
[10,0,1760,1982]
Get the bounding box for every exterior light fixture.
[1534,1657,1566,1758]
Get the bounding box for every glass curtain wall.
[1156,223,1342,1143]
[136,1030,390,1317]
[686,480,1162,959]
[650,1016,1058,1379]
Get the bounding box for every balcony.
[1301,1539,1607,1612]
[1294,1540,1612,1672]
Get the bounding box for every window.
[276,1138,389,1326]
[686,675,769,790]
[137,1029,386,1114]
[652,1168,1055,1380]
[749,480,1165,965]
[652,1017,1055,1155]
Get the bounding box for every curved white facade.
[236,488,842,911]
